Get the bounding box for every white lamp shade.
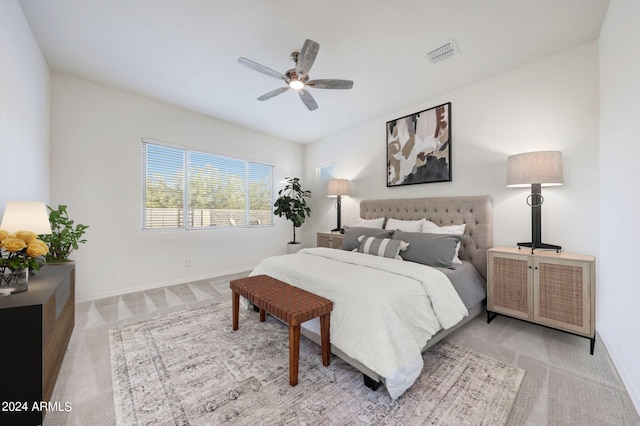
[506,151,563,187]
[0,201,52,234]
[326,179,351,197]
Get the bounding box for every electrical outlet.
[185,259,192,267]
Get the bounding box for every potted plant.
[40,205,89,263]
[273,177,311,253]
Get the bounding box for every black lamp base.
[332,195,343,234]
[517,241,561,253]
[520,183,562,254]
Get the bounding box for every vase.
[0,267,29,295]
[287,242,303,254]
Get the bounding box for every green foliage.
[40,205,89,263]
[145,165,272,211]
[0,251,42,272]
[249,178,272,211]
[188,166,241,209]
[273,177,311,243]
[146,171,184,208]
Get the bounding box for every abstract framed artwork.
[386,102,451,187]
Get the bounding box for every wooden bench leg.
[320,313,331,366]
[289,324,300,386]
[259,308,266,322]
[232,291,239,330]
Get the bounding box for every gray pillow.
[358,236,408,259]
[342,226,394,251]
[392,231,465,268]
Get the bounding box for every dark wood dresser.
[0,264,75,425]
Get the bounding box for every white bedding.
[249,247,468,399]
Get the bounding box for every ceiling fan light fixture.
[289,80,304,90]
[238,39,353,111]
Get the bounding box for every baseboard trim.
[75,267,253,303]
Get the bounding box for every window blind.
[143,143,185,229]
[142,140,273,230]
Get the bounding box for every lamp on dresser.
[0,201,52,294]
[326,178,350,233]
[0,201,52,234]
[506,150,563,252]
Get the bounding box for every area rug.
[110,301,524,425]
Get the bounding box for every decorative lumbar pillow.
[392,230,465,268]
[352,217,385,229]
[342,227,394,251]
[421,220,467,264]
[358,235,408,259]
[384,218,425,232]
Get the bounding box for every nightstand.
[317,232,344,249]
[487,247,596,354]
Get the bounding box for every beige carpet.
[109,301,524,425]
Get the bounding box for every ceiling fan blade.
[257,86,289,101]
[296,39,320,78]
[238,57,287,82]
[307,79,354,90]
[298,89,318,111]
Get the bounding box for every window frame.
[142,138,274,232]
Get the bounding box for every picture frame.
[386,102,451,187]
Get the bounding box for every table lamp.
[506,151,563,252]
[326,179,350,233]
[1,201,52,234]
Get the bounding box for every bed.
[250,195,493,399]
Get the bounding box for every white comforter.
[250,247,468,399]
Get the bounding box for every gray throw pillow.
[358,236,408,259]
[342,226,394,251]
[392,231,465,268]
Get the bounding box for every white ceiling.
[18,0,610,144]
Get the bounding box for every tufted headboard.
[360,196,493,279]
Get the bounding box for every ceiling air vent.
[426,40,458,64]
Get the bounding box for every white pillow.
[422,220,466,264]
[353,217,385,229]
[384,218,425,232]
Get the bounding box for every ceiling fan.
[238,39,354,111]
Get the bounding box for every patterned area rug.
[110,301,524,425]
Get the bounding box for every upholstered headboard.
[360,196,493,279]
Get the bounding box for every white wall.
[51,72,303,301]
[599,0,640,412]
[0,0,50,212]
[304,42,600,261]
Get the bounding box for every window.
[142,140,273,230]
[317,164,335,195]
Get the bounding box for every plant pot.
[0,268,29,295]
[287,242,303,254]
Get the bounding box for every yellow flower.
[1,237,27,252]
[16,230,38,243]
[0,230,7,247]
[27,239,49,257]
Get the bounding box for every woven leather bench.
[230,274,333,386]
